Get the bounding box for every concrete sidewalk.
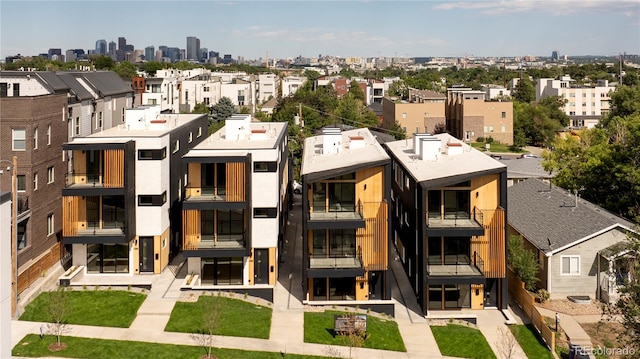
[537,306,593,347]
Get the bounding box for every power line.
[298,103,405,137]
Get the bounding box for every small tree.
[337,314,367,359]
[496,326,518,359]
[191,292,225,359]
[508,235,539,291]
[47,286,71,351]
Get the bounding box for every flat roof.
[384,133,505,185]
[82,113,205,138]
[192,122,287,151]
[301,128,390,177]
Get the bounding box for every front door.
[139,236,154,273]
[484,278,499,308]
[254,249,269,284]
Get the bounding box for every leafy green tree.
[113,61,137,79]
[508,235,539,291]
[139,61,165,77]
[615,231,640,352]
[192,102,210,114]
[91,55,115,70]
[512,78,536,103]
[209,97,236,134]
[348,80,365,103]
[387,80,408,99]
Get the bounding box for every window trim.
[47,214,55,236]
[17,175,26,192]
[47,166,55,184]
[254,161,277,172]
[138,148,167,160]
[138,191,167,206]
[253,207,277,218]
[560,255,580,275]
[12,128,26,151]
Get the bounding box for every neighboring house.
[257,73,279,104]
[220,77,256,113]
[1,70,134,295]
[259,97,278,116]
[381,89,446,138]
[369,79,385,104]
[301,127,393,314]
[281,75,306,98]
[139,76,179,113]
[482,84,511,100]
[497,157,553,187]
[507,178,637,303]
[446,87,513,145]
[535,75,615,129]
[179,76,222,113]
[181,115,290,301]
[384,133,508,314]
[61,106,208,275]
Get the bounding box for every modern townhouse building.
[1,71,126,295]
[220,77,256,113]
[301,127,393,313]
[180,76,222,113]
[137,76,179,113]
[384,133,508,314]
[257,73,279,104]
[61,106,208,275]
[382,90,447,138]
[281,75,307,98]
[535,75,615,129]
[181,114,290,300]
[446,88,513,145]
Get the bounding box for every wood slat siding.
[357,201,388,271]
[508,268,556,351]
[471,208,505,278]
[62,196,78,236]
[226,162,245,202]
[18,243,61,294]
[182,209,201,250]
[187,163,202,197]
[104,149,124,187]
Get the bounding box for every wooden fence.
[17,242,61,294]
[508,268,556,351]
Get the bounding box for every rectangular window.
[501,111,506,119]
[197,127,202,137]
[173,140,180,153]
[501,125,506,133]
[33,173,38,190]
[253,208,277,218]
[138,148,166,160]
[97,112,103,129]
[561,255,580,275]
[33,127,38,149]
[17,221,27,250]
[75,117,80,136]
[0,83,7,97]
[47,166,54,184]
[188,132,193,143]
[138,191,167,206]
[254,162,277,172]
[17,175,26,191]
[47,214,54,236]
[47,125,51,145]
[13,83,19,97]
[12,128,26,150]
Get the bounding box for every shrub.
[537,289,550,303]
[476,137,486,143]
[486,137,494,143]
[508,235,539,291]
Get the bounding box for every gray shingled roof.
[508,178,636,254]
[73,71,132,96]
[56,73,93,101]
[498,157,553,180]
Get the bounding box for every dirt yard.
[538,299,603,316]
[581,321,627,359]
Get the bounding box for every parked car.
[292,180,302,194]
[519,153,539,159]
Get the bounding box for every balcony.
[427,251,485,277]
[308,253,364,277]
[183,232,247,257]
[63,220,127,244]
[184,186,227,201]
[63,172,125,196]
[425,207,485,236]
[307,201,365,229]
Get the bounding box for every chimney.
[322,127,342,155]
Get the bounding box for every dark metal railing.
[426,206,484,227]
[307,199,364,221]
[64,172,104,187]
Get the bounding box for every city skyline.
[1,0,639,61]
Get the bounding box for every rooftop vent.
[446,142,463,156]
[413,133,432,156]
[322,127,342,155]
[420,137,441,161]
[348,135,365,149]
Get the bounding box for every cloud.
[433,0,640,17]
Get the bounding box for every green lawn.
[13,334,331,359]
[165,295,272,339]
[19,290,146,328]
[431,324,496,359]
[470,142,524,153]
[303,310,406,352]
[509,324,554,359]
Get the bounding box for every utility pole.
[11,155,17,318]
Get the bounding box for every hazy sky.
[1,0,638,60]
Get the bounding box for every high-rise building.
[95,39,107,55]
[118,37,126,51]
[108,41,116,60]
[145,46,155,61]
[551,50,559,61]
[186,36,200,61]
[47,48,62,59]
